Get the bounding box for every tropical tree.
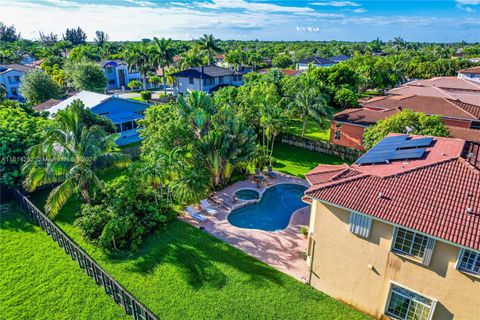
[65,60,107,93]
[0,22,20,42]
[363,109,449,149]
[94,30,109,47]
[225,49,245,71]
[22,106,124,217]
[178,49,203,70]
[261,104,287,165]
[63,27,87,45]
[197,34,222,65]
[290,72,332,137]
[125,44,151,90]
[151,37,176,95]
[19,69,62,104]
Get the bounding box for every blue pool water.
[228,184,308,231]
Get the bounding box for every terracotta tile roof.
[333,107,399,126]
[458,66,480,74]
[361,95,480,120]
[448,126,480,143]
[388,77,480,107]
[305,134,480,251]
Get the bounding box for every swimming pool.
[228,184,308,231]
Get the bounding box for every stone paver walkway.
[180,173,311,282]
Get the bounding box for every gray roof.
[328,54,350,62]
[0,64,34,74]
[170,66,242,79]
[298,56,336,65]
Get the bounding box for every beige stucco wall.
[308,200,480,320]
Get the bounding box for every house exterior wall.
[297,62,335,70]
[0,70,25,100]
[330,121,366,150]
[458,72,480,83]
[307,200,480,319]
[174,75,244,94]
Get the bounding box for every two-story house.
[170,65,244,95]
[0,64,33,101]
[303,134,480,319]
[36,91,150,146]
[296,56,337,70]
[330,94,480,149]
[101,60,142,90]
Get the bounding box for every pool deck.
[179,173,311,282]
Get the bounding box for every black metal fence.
[12,189,159,320]
[280,134,364,162]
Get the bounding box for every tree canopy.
[19,69,62,104]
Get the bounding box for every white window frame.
[455,248,480,276]
[384,282,437,320]
[349,212,372,238]
[391,227,435,266]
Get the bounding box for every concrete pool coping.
[179,172,311,281]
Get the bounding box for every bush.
[140,90,152,101]
[76,174,174,251]
[19,70,61,104]
[128,80,143,90]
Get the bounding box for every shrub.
[76,174,174,251]
[128,80,143,90]
[140,90,152,101]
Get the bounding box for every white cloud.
[456,0,480,5]
[352,8,366,13]
[311,1,360,7]
[124,0,157,7]
[296,26,320,32]
[196,0,315,13]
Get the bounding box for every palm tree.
[292,74,333,137]
[151,37,176,95]
[246,51,262,71]
[178,50,203,70]
[22,106,124,218]
[225,49,244,71]
[125,44,151,90]
[177,91,216,139]
[196,34,222,65]
[261,105,287,165]
[393,36,405,52]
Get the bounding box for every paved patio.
[180,173,311,282]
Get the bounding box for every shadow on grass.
[0,204,36,233]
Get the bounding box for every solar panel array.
[355,135,433,165]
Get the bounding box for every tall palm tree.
[246,51,262,71]
[292,74,333,137]
[196,34,222,65]
[225,49,244,71]
[151,37,176,95]
[261,105,287,165]
[22,106,124,218]
[125,44,151,90]
[177,91,216,139]
[178,50,203,70]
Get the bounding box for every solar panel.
[355,135,433,165]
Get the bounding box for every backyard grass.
[27,160,369,320]
[285,118,331,141]
[272,143,348,177]
[0,203,129,320]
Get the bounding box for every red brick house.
[330,94,480,150]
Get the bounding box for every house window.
[386,284,436,320]
[471,121,480,129]
[349,212,372,238]
[392,227,435,265]
[189,77,194,84]
[11,87,18,97]
[204,78,214,86]
[456,249,480,275]
[107,67,114,74]
[109,80,116,85]
[334,130,341,140]
[219,76,224,84]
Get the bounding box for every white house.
[170,65,244,95]
[101,60,142,90]
[0,64,33,101]
[36,91,151,146]
[296,56,337,70]
[458,66,480,83]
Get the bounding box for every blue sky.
[2,0,479,42]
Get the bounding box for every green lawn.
[0,203,129,320]
[27,159,368,320]
[128,97,148,103]
[285,118,331,142]
[272,143,347,177]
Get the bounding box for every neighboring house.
[387,76,480,107]
[303,134,480,320]
[35,91,150,146]
[297,56,337,70]
[0,64,33,101]
[330,94,480,149]
[328,54,350,63]
[100,60,141,90]
[215,54,225,66]
[20,53,36,65]
[170,66,244,95]
[458,66,480,83]
[33,98,63,112]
